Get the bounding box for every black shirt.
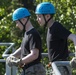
[47,22,71,62]
[21,28,42,69]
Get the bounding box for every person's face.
[36,14,45,26]
[15,18,26,30]
[15,20,23,30]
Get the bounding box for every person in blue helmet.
[35,2,76,75]
[6,7,46,75]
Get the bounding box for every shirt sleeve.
[29,33,41,50]
[54,23,71,39]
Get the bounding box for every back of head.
[12,7,31,21]
[35,2,56,14]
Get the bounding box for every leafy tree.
[0,0,76,74]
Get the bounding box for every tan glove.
[6,55,19,67]
[13,59,25,68]
[6,55,25,67]
[70,57,76,69]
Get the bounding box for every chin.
[41,24,44,27]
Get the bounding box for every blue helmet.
[35,2,56,14]
[12,7,31,21]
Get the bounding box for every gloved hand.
[6,55,19,67]
[70,57,76,69]
[11,59,25,68]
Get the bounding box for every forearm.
[22,54,37,64]
[22,49,39,65]
[11,47,21,58]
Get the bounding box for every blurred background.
[0,0,76,75]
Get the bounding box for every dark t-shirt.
[47,22,71,62]
[21,28,42,69]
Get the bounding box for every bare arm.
[22,48,39,65]
[11,47,21,58]
[68,34,76,56]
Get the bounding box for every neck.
[25,21,34,32]
[47,19,55,28]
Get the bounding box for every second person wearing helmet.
[35,2,76,75]
[6,7,46,75]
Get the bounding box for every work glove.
[70,57,76,69]
[6,55,20,67]
[11,59,25,68]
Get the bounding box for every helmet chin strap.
[18,17,29,36]
[43,14,52,30]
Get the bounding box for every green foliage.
[0,0,76,74]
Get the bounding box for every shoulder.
[49,21,62,30]
[49,21,62,32]
[53,21,67,31]
[27,28,41,38]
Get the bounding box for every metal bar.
[0,43,16,75]
[2,43,15,58]
[0,43,73,75]
[53,61,70,66]
[41,53,48,57]
[0,43,14,46]
[52,62,61,75]
[0,59,5,62]
[41,52,75,57]
[51,61,72,75]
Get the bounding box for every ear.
[45,14,51,20]
[46,14,51,18]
